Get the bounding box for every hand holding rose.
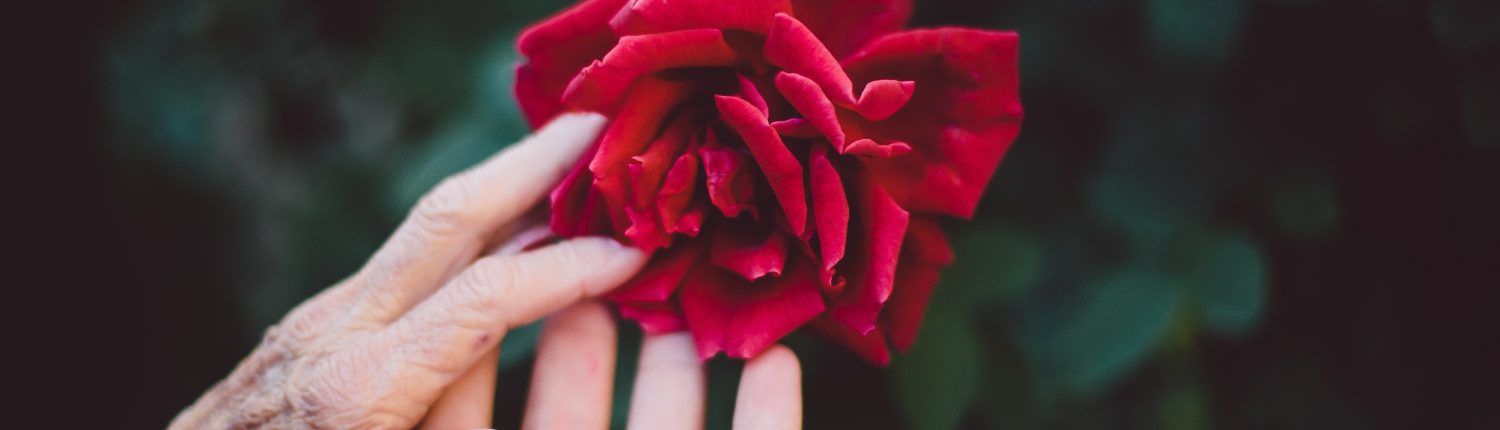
[171,114,803,430]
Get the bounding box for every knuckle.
[460,257,523,311]
[411,173,477,237]
[292,347,397,429]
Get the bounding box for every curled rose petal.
[679,254,826,359]
[709,219,790,281]
[764,13,856,105]
[590,77,696,177]
[551,142,610,237]
[770,118,820,138]
[774,71,846,148]
[843,28,1023,218]
[698,133,760,219]
[810,314,891,365]
[878,216,952,352]
[624,203,673,251]
[628,114,698,208]
[789,0,911,58]
[613,240,705,303]
[842,138,911,158]
[656,151,703,235]
[610,0,792,35]
[715,95,809,235]
[515,0,628,127]
[854,79,916,121]
[808,144,849,288]
[563,28,739,110]
[831,167,909,335]
[738,74,771,117]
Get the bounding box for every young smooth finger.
[626,333,706,430]
[352,112,608,323]
[522,302,618,430]
[383,236,645,384]
[418,346,500,430]
[732,345,803,430]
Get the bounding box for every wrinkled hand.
[170,113,802,430]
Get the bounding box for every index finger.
[355,112,607,322]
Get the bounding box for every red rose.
[516,0,1021,364]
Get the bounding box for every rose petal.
[590,77,695,178]
[628,114,698,208]
[879,216,952,352]
[624,203,673,251]
[809,314,891,365]
[610,0,792,35]
[842,29,1023,218]
[770,118,820,138]
[698,133,760,219]
[831,166,909,334]
[592,170,634,238]
[774,71,846,148]
[808,144,849,288]
[842,138,911,157]
[738,74,771,117]
[854,79,915,121]
[613,240,704,303]
[619,301,687,334]
[656,150,702,235]
[763,13,856,105]
[550,142,610,237]
[515,0,628,127]
[563,28,739,110]
[789,0,911,58]
[668,199,708,236]
[709,219,790,281]
[715,95,809,236]
[679,254,825,359]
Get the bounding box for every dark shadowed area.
[16,0,1500,428]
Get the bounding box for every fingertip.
[563,236,649,275]
[523,236,647,303]
[628,333,707,429]
[745,344,801,381]
[735,345,803,430]
[535,111,608,145]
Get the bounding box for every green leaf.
[940,224,1046,307]
[893,311,983,430]
[976,333,1037,430]
[1182,232,1267,337]
[1089,105,1252,254]
[1051,270,1182,395]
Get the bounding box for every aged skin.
[170,113,805,429]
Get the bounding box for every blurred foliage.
[96,0,1500,428]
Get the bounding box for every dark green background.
[16,0,1500,428]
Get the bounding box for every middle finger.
[522,301,619,429]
